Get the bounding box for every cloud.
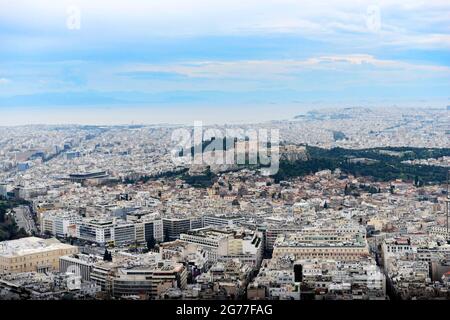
[382,33,450,48]
[0,0,449,106]
[120,55,450,80]
[1,0,449,49]
[0,78,10,85]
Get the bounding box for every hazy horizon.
[0,100,448,127]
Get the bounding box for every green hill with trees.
[0,199,29,241]
[274,146,450,184]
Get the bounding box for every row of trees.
[273,146,449,185]
[0,200,29,241]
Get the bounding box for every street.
[12,205,37,235]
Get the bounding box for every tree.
[390,185,395,194]
[15,227,28,239]
[0,200,31,241]
[43,230,53,238]
[67,236,74,245]
[103,248,112,261]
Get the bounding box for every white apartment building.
[429,226,450,240]
[42,213,82,238]
[202,215,245,228]
[381,237,414,268]
[180,227,263,267]
[272,225,369,261]
[76,219,114,244]
[75,218,164,247]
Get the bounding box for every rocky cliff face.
[280,145,309,163]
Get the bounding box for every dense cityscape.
[0,106,449,301]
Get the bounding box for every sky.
[0,0,449,125]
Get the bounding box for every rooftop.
[0,237,77,257]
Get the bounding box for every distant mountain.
[294,107,374,120]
